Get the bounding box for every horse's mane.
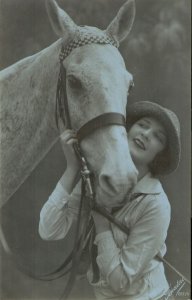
[0,40,62,206]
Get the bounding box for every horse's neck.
[1,39,62,129]
[0,39,63,206]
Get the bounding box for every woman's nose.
[141,129,151,140]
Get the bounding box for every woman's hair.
[149,147,170,177]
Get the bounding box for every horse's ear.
[46,0,77,38]
[106,0,135,43]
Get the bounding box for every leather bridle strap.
[77,113,126,141]
[55,62,71,129]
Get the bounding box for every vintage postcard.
[0,0,191,299]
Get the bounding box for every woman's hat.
[126,101,181,175]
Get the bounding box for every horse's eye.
[128,80,134,93]
[67,75,82,90]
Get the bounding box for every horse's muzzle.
[97,167,138,206]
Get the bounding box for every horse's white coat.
[0,0,137,208]
[0,41,61,207]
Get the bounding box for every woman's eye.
[138,122,146,128]
[154,132,166,145]
[67,75,82,90]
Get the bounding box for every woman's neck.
[136,165,149,181]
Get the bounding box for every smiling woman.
[127,117,167,178]
[39,101,181,299]
[126,101,181,177]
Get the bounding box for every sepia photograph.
[0,0,191,299]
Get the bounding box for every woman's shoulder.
[143,183,171,218]
[133,172,169,202]
[133,174,171,217]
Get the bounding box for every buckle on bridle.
[80,157,95,206]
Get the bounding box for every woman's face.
[127,117,167,170]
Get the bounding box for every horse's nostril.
[100,175,118,195]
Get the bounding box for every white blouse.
[39,173,171,299]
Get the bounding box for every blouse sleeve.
[38,179,82,240]
[94,195,171,294]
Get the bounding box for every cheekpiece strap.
[59,34,119,61]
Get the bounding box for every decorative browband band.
[59,34,119,61]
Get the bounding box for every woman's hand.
[59,129,82,194]
[60,129,81,172]
[92,209,111,234]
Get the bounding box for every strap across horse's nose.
[77,112,126,141]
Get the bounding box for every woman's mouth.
[133,138,146,150]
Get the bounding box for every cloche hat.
[126,101,181,175]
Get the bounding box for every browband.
[59,33,119,62]
[77,112,126,141]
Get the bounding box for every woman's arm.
[93,195,170,294]
[39,129,82,240]
[39,179,82,240]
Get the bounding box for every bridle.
[54,32,128,299]
[55,31,127,212]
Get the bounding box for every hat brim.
[126,101,181,175]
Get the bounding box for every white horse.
[0,0,137,210]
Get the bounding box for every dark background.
[0,0,191,299]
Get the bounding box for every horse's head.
[46,0,138,207]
